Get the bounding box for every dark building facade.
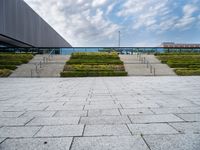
[0,0,71,47]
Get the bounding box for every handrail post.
[31,69,33,77]
[35,64,38,72]
[153,68,156,76]
[150,65,152,73]
[40,61,42,68]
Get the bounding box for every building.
[161,42,200,48]
[0,0,71,47]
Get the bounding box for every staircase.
[10,55,70,77]
[120,54,176,76]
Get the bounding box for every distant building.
[0,0,71,47]
[161,42,200,48]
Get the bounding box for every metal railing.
[30,49,55,77]
[137,53,156,76]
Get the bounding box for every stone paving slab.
[54,110,87,117]
[35,125,84,137]
[84,125,131,136]
[0,111,24,118]
[84,104,121,110]
[46,105,84,111]
[121,103,160,109]
[128,123,178,135]
[0,138,6,144]
[169,122,200,134]
[89,100,115,105]
[71,136,149,150]
[181,107,200,113]
[0,117,32,126]
[80,116,131,125]
[150,107,186,114]
[0,137,73,150]
[129,114,184,123]
[87,109,120,116]
[120,108,154,115]
[143,134,200,150]
[0,126,41,138]
[27,117,80,126]
[176,113,200,121]
[21,111,56,118]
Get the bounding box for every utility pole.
[118,31,121,47]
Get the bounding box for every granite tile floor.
[0,77,200,150]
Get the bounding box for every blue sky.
[24,0,200,47]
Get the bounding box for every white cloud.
[24,0,200,46]
[106,2,116,15]
[175,4,198,29]
[24,0,119,46]
[92,0,107,7]
[118,0,171,32]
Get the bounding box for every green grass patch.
[61,52,127,77]
[0,53,33,77]
[0,69,12,77]
[61,71,127,77]
[175,69,200,76]
[156,53,200,76]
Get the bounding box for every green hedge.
[167,62,200,68]
[0,65,17,70]
[0,53,33,77]
[188,65,200,68]
[61,52,127,77]
[175,69,200,76]
[64,64,125,71]
[156,53,200,76]
[0,60,23,65]
[71,52,119,59]
[66,59,123,65]
[60,71,127,77]
[0,69,12,77]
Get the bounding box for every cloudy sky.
[24,0,200,47]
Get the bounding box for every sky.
[24,0,200,47]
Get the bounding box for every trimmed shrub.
[66,59,123,65]
[0,60,23,65]
[60,71,127,77]
[156,52,200,75]
[0,53,33,77]
[64,65,125,71]
[167,62,200,68]
[0,65,17,70]
[175,69,200,76]
[71,52,119,59]
[0,69,12,77]
[61,52,127,77]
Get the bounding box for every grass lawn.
[60,52,127,77]
[0,53,33,77]
[155,52,200,76]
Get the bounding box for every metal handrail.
[137,53,156,76]
[31,49,55,77]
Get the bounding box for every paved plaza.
[0,77,200,150]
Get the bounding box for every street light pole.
[118,31,121,47]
